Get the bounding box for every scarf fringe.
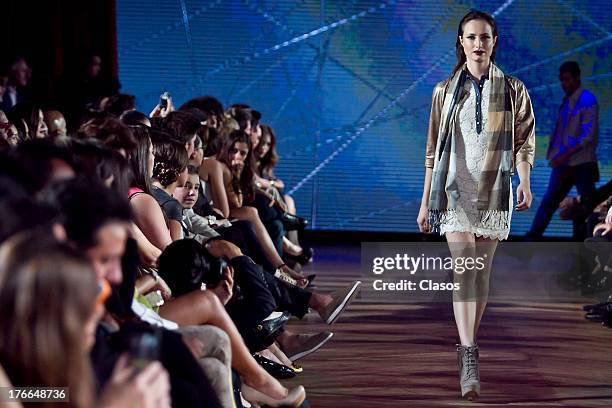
[428,209,456,233]
[428,209,508,233]
[479,209,509,229]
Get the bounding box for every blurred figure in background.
[0,57,32,112]
[527,61,599,241]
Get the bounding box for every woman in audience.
[76,116,137,158]
[214,130,310,281]
[179,95,224,131]
[120,109,151,127]
[0,233,171,408]
[198,126,307,284]
[6,102,48,140]
[191,134,205,167]
[255,124,311,263]
[151,136,190,241]
[156,111,199,158]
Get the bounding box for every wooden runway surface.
[284,244,612,407]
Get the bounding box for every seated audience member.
[210,130,309,283]
[0,57,31,112]
[179,95,225,130]
[191,134,205,167]
[226,104,262,148]
[0,233,171,408]
[255,124,311,265]
[76,115,137,157]
[102,93,136,117]
[151,136,190,241]
[6,102,48,139]
[44,109,68,141]
[120,109,151,127]
[60,53,121,119]
[154,110,200,157]
[0,121,20,148]
[9,139,75,192]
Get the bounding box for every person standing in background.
[0,57,32,112]
[527,61,599,241]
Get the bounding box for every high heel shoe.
[281,212,308,231]
[252,354,296,379]
[285,247,314,265]
[241,384,306,407]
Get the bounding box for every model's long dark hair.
[220,130,255,203]
[452,10,498,76]
[257,124,279,179]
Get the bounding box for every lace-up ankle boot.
[457,344,480,400]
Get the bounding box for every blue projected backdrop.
[116,0,611,236]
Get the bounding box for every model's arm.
[417,168,433,233]
[513,81,536,169]
[514,81,535,211]
[515,161,532,211]
[417,82,446,233]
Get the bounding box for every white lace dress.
[439,79,512,240]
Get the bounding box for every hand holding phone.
[160,92,171,109]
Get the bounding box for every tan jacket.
[425,74,536,175]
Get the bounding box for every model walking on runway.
[417,10,536,400]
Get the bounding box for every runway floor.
[284,243,612,407]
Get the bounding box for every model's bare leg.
[473,237,498,338]
[446,232,477,346]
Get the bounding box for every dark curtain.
[0,0,117,108]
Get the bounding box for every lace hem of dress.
[438,208,510,241]
[439,226,509,241]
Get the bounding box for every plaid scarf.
[428,63,513,232]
